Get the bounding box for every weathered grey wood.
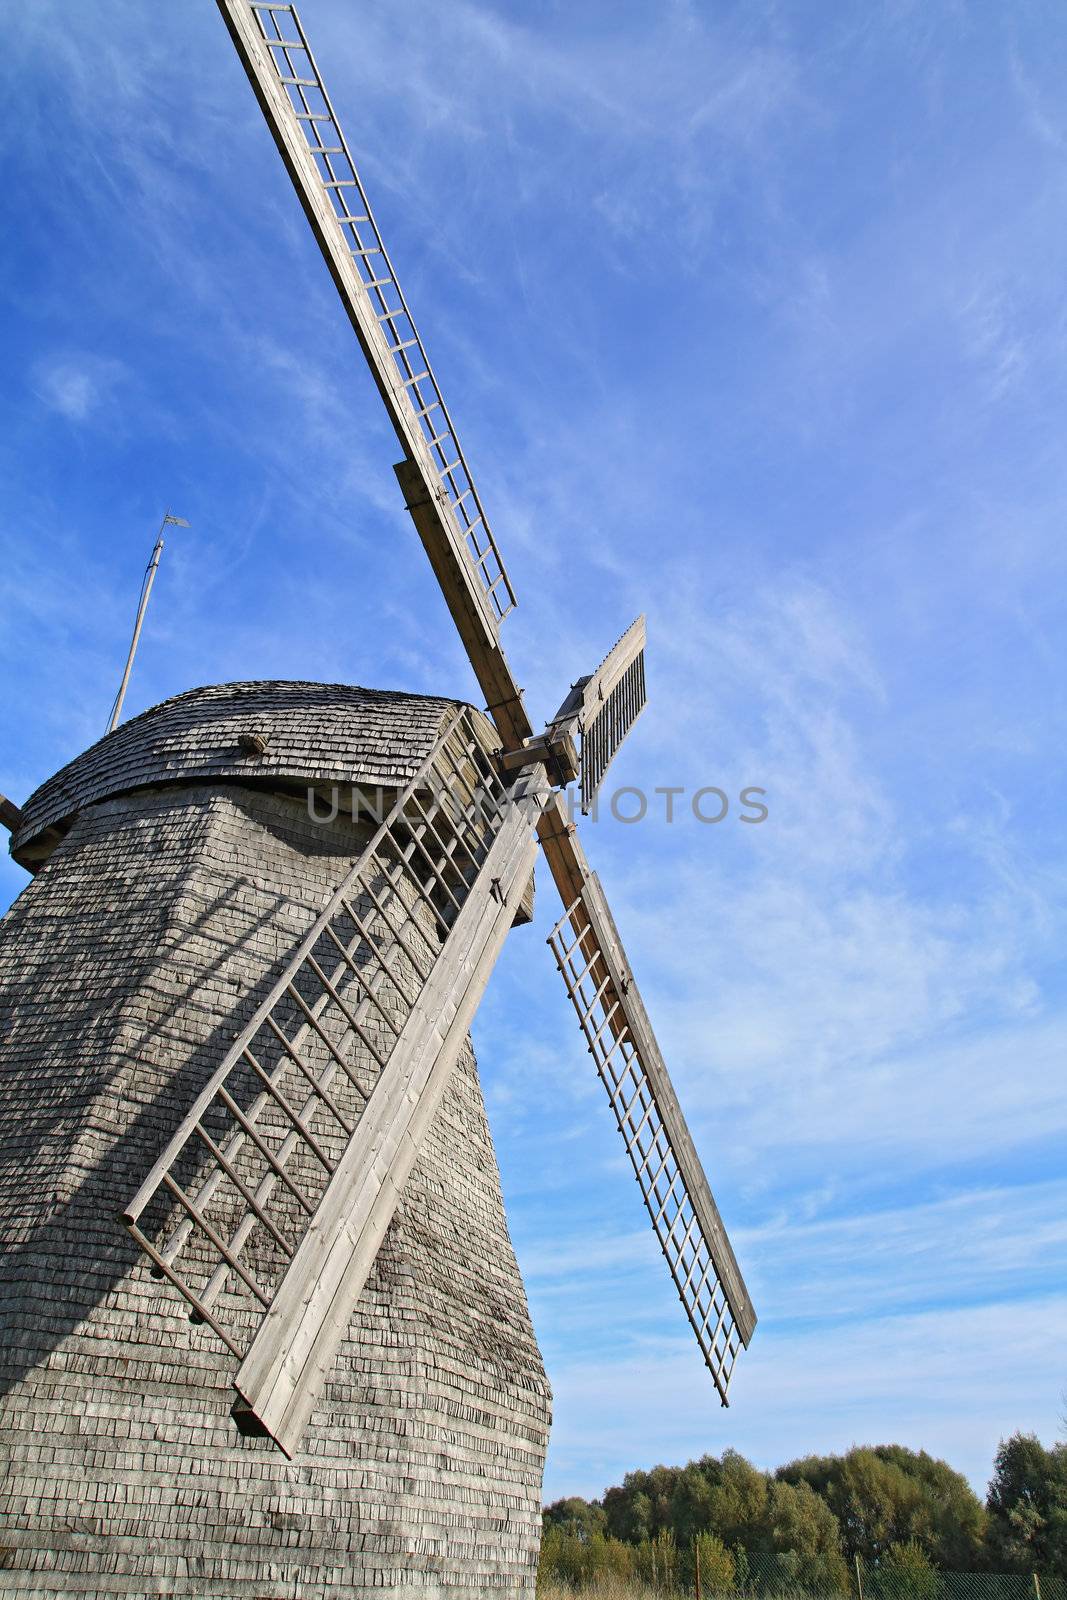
[122,706,472,1234]
[216,0,533,754]
[498,727,579,785]
[582,615,646,711]
[394,459,532,752]
[580,870,756,1343]
[540,616,647,807]
[546,615,646,741]
[0,794,23,834]
[232,765,548,1455]
[12,680,465,870]
[537,793,757,1348]
[536,791,590,910]
[0,691,551,1592]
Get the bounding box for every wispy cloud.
[31,352,128,422]
[544,1292,1067,1500]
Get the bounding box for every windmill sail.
[122,708,545,1455]
[546,617,648,812]
[217,0,532,750]
[539,794,756,1402]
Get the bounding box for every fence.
[537,1532,1064,1600]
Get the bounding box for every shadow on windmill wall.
[0,778,375,1401]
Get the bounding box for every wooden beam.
[578,869,756,1344]
[498,729,579,785]
[0,793,24,834]
[542,617,647,807]
[394,460,532,752]
[581,615,646,714]
[536,792,587,912]
[545,616,646,741]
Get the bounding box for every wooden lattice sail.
[121,705,546,1454]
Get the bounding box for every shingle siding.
[0,684,550,1598]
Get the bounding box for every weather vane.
[106,510,189,733]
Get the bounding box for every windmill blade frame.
[542,616,648,812]
[218,0,532,750]
[538,794,756,1403]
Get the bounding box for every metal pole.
[855,1554,865,1600]
[107,512,188,734]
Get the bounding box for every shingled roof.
[12,681,493,866]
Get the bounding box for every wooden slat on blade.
[583,615,646,709]
[544,618,647,807]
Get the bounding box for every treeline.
[541,1433,1067,1589]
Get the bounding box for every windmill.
[112,0,757,1461]
[0,7,760,1589]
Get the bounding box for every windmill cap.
[10,680,497,871]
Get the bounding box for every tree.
[604,1465,682,1543]
[634,1528,680,1593]
[760,1478,851,1592]
[985,1433,1067,1577]
[538,1522,583,1588]
[706,1451,772,1554]
[777,1446,985,1568]
[542,1496,607,1542]
[671,1462,718,1547]
[872,1447,985,1568]
[537,1525,634,1589]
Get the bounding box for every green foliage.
[760,1478,851,1593]
[538,1524,636,1589]
[690,1532,735,1593]
[605,1468,684,1544]
[985,1434,1067,1578]
[872,1540,944,1600]
[539,1432,1067,1596]
[874,1448,987,1569]
[777,1447,985,1568]
[710,1451,774,1553]
[634,1528,680,1593]
[545,1497,610,1542]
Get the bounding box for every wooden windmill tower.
[0,4,756,1595]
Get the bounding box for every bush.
[538,1525,637,1590]
[691,1532,736,1594]
[870,1540,944,1600]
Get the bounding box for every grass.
[538,1584,677,1600]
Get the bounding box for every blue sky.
[3,0,1066,1504]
